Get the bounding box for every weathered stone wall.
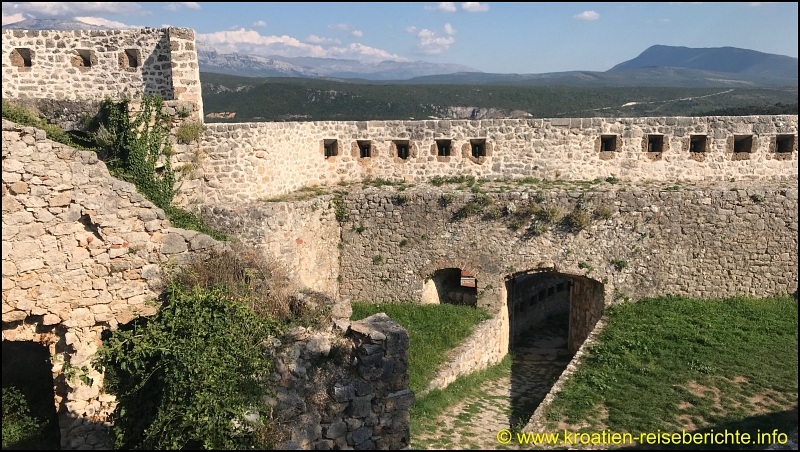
[2,27,203,124]
[197,199,341,295]
[2,119,222,449]
[193,116,797,203]
[336,184,798,313]
[422,307,509,395]
[272,314,413,450]
[2,119,416,451]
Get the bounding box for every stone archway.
[420,268,478,306]
[504,271,604,426]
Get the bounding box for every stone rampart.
[2,27,203,125]
[336,185,798,312]
[193,116,797,203]
[422,308,509,395]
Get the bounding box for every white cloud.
[75,16,140,29]
[405,25,417,33]
[304,35,341,45]
[425,2,457,12]
[461,2,489,12]
[328,23,351,31]
[416,28,454,55]
[573,10,600,20]
[253,20,267,28]
[3,2,146,17]
[351,30,363,38]
[228,25,241,31]
[164,2,200,12]
[2,12,25,25]
[444,23,456,35]
[197,28,408,63]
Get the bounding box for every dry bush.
[169,244,295,320]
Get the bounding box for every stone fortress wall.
[192,116,797,204]
[1,27,204,125]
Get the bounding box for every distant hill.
[4,20,796,88]
[200,72,798,122]
[262,55,479,81]
[197,43,323,78]
[1,18,111,30]
[610,45,798,80]
[395,66,796,88]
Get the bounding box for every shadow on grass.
[627,407,798,450]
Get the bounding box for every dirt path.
[414,316,573,450]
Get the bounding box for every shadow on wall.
[504,271,605,429]
[142,33,173,99]
[421,268,478,306]
[2,340,61,449]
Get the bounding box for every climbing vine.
[101,96,175,209]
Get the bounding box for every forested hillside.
[201,73,798,122]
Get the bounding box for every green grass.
[410,356,512,444]
[542,295,798,447]
[350,302,491,395]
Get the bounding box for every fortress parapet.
[2,27,203,127]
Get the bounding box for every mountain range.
[195,42,478,80]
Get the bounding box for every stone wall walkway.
[414,314,573,449]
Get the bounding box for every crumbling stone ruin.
[2,26,797,449]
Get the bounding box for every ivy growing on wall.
[101,96,175,209]
[98,97,227,240]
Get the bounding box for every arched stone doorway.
[420,268,478,306]
[504,271,604,426]
[506,272,604,353]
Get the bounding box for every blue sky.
[3,2,798,73]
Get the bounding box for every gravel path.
[414,314,573,450]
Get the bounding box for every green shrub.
[94,255,285,449]
[578,261,594,273]
[566,208,592,230]
[611,259,628,271]
[594,205,613,220]
[2,387,44,449]
[174,121,206,143]
[101,96,175,210]
[331,195,349,222]
[1,100,78,148]
[373,255,383,264]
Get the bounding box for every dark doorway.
[422,268,478,306]
[2,341,61,449]
[505,272,604,428]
